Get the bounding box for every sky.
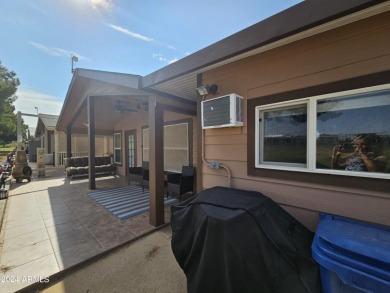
[0,0,302,132]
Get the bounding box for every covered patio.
[56,68,197,227]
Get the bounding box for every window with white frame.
[255,85,390,179]
[113,132,121,164]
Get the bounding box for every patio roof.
[56,68,149,132]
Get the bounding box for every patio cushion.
[102,157,111,165]
[73,157,84,167]
[95,157,104,166]
[65,156,116,178]
[95,165,105,172]
[81,157,89,166]
[64,158,73,168]
[66,167,77,176]
[77,166,89,174]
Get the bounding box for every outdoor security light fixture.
[196,84,219,96]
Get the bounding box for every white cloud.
[13,87,63,130]
[168,58,178,64]
[28,42,88,61]
[153,53,178,64]
[88,0,114,13]
[153,53,167,62]
[166,45,177,50]
[107,24,154,42]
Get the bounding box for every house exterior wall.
[114,109,197,177]
[71,134,113,156]
[200,11,390,230]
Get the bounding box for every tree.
[0,61,19,106]
[0,61,27,143]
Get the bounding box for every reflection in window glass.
[142,128,149,162]
[113,133,121,164]
[261,105,307,166]
[142,122,189,172]
[128,133,135,168]
[164,123,189,172]
[316,90,390,174]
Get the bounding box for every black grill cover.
[171,186,320,293]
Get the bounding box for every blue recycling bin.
[312,214,390,293]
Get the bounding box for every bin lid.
[312,214,390,282]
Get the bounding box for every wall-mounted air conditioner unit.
[201,93,243,129]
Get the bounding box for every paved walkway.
[21,226,186,293]
[0,169,172,292]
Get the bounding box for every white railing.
[58,152,89,166]
[72,152,89,158]
[58,152,66,166]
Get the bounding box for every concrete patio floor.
[19,226,186,293]
[0,168,174,292]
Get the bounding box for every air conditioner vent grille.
[202,95,231,127]
[201,93,243,129]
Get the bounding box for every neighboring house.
[34,114,113,167]
[34,114,65,166]
[57,0,390,228]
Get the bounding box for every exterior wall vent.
[201,93,244,129]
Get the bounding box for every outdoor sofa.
[128,161,149,186]
[64,156,116,178]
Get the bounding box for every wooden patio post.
[196,74,203,193]
[66,125,72,158]
[88,95,96,190]
[148,95,165,227]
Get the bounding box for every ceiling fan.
[114,101,138,113]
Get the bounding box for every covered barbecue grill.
[171,186,320,293]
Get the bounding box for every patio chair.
[166,166,195,202]
[129,161,149,187]
[141,162,167,192]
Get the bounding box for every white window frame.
[113,132,121,164]
[256,100,309,170]
[255,84,390,180]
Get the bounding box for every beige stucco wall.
[114,110,197,177]
[200,11,390,230]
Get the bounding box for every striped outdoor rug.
[86,185,178,220]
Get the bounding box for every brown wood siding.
[200,11,390,230]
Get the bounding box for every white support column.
[44,128,49,153]
[54,131,60,167]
